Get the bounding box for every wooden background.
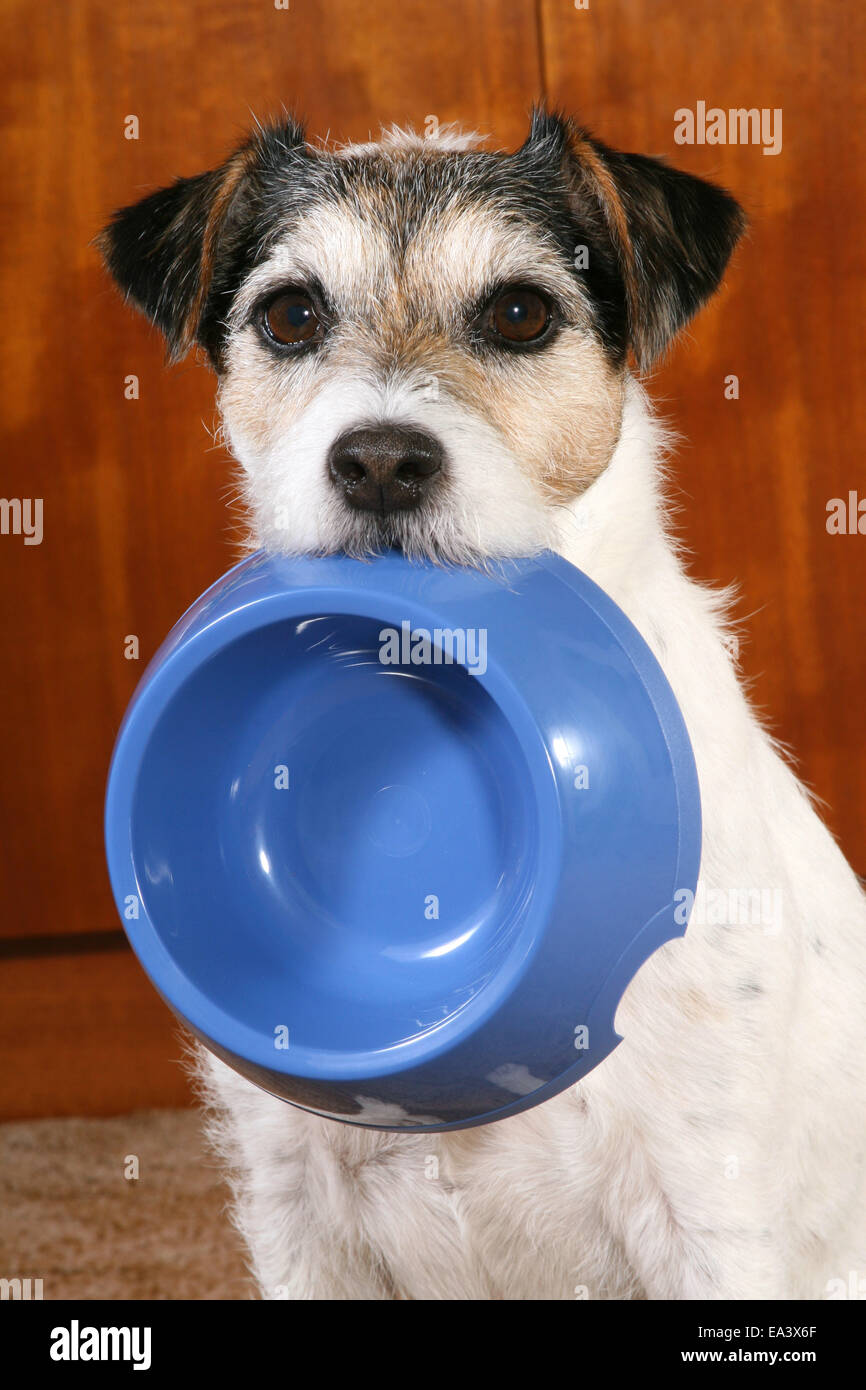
[1,0,863,1118]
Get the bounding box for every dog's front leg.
[609,1149,789,1301]
[195,1048,496,1299]
[193,1049,399,1298]
[242,1119,495,1301]
[592,955,795,1301]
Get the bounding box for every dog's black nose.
[328,425,443,512]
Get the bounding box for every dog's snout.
[328,425,443,512]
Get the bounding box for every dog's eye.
[263,291,322,346]
[488,288,551,344]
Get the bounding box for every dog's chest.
[318,1093,640,1299]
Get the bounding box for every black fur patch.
[591,139,747,366]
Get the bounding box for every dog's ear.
[97,118,306,364]
[521,108,747,369]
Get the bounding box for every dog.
[99,108,866,1300]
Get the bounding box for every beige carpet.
[0,1109,254,1299]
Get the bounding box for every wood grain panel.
[540,0,866,870]
[2,0,863,1116]
[0,948,192,1119]
[0,0,542,944]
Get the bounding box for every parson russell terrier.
[99,109,866,1300]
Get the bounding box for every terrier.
[100,109,866,1299]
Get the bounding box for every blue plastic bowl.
[105,550,700,1131]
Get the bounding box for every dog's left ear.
[520,109,747,368]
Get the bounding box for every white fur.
[229,368,551,560]
[199,378,866,1300]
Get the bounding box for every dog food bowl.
[105,550,700,1131]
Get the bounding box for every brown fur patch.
[563,127,645,365]
[569,133,634,269]
[218,336,323,460]
[418,334,625,502]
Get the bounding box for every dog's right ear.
[97,118,306,364]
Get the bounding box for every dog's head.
[99,109,744,563]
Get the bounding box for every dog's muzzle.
[328,424,443,513]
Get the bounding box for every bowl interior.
[131,613,541,1059]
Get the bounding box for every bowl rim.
[104,548,702,1104]
[105,559,567,1080]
